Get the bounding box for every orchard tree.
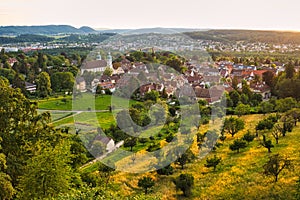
[256,118,275,135]
[204,155,222,171]
[124,137,137,152]
[263,154,293,182]
[222,117,245,137]
[229,139,247,153]
[173,174,194,197]
[272,124,282,144]
[261,135,274,153]
[242,130,255,144]
[138,177,155,194]
[175,149,195,169]
[156,164,174,175]
[285,108,300,126]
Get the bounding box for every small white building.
[94,135,115,152]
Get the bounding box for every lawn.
[52,111,116,130]
[38,93,136,111]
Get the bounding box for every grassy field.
[52,111,116,130]
[85,114,300,200]
[38,93,136,111]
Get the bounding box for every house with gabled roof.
[80,60,108,74]
[93,135,115,152]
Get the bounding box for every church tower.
[96,52,102,60]
[107,52,113,68]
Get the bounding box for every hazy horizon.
[1,0,300,31]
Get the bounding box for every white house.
[94,135,115,152]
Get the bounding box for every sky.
[1,0,300,30]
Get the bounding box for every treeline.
[0,33,115,44]
[0,34,54,43]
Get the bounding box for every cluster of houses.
[77,53,280,104]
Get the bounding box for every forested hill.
[185,30,300,44]
[0,25,97,35]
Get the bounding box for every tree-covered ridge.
[0,33,116,44]
[186,29,300,44]
[0,25,96,35]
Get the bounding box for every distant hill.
[99,27,206,34]
[0,25,96,36]
[185,29,300,44]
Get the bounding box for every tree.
[263,154,293,182]
[124,137,137,151]
[275,97,298,113]
[103,67,113,76]
[18,142,75,199]
[204,155,222,171]
[98,162,115,186]
[234,103,251,117]
[242,130,255,144]
[36,72,52,97]
[69,135,88,168]
[272,124,282,144]
[173,174,194,197]
[156,164,174,175]
[261,135,274,153]
[0,173,14,200]
[280,115,295,135]
[222,117,245,137]
[232,76,239,90]
[259,101,274,115]
[285,108,300,126]
[12,73,26,94]
[0,150,15,200]
[144,90,159,102]
[285,63,295,79]
[229,139,247,153]
[0,78,61,185]
[138,177,155,194]
[256,118,275,135]
[263,71,275,88]
[296,177,300,199]
[176,149,195,169]
[51,72,75,92]
[229,90,240,107]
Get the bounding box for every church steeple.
[107,52,113,68]
[96,52,102,60]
